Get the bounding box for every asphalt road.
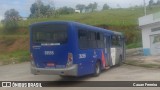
[0,62,160,90]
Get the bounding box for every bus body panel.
[74,24,111,76]
[77,49,106,76]
[30,22,75,68]
[30,21,125,77]
[32,45,68,68]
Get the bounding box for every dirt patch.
[8,37,29,52]
[0,37,29,53]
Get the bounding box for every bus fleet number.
[44,51,54,55]
[79,54,86,59]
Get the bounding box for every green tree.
[87,2,98,12]
[102,3,110,10]
[85,6,90,12]
[76,4,86,13]
[157,0,160,5]
[93,2,98,11]
[87,3,92,12]
[30,0,42,17]
[58,6,74,15]
[30,0,55,18]
[4,9,20,21]
[149,0,154,5]
[149,0,154,9]
[3,9,21,33]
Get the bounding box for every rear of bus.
[30,22,78,76]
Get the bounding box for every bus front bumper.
[31,64,78,76]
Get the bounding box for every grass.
[0,35,29,65]
[127,42,142,49]
[0,50,29,65]
[0,24,4,34]
[17,7,160,29]
[18,8,141,28]
[0,23,2,27]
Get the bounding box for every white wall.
[139,14,153,26]
[139,12,160,26]
[142,23,160,49]
[139,12,160,55]
[142,27,150,49]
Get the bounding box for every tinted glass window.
[97,32,104,48]
[78,28,105,49]
[78,30,88,49]
[88,31,97,48]
[32,24,68,44]
[111,35,121,47]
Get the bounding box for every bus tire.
[118,55,122,66]
[93,61,101,76]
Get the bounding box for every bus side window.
[88,31,97,48]
[111,35,121,47]
[97,32,104,48]
[118,36,122,46]
[78,30,88,49]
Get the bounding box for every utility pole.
[143,0,147,15]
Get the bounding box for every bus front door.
[104,36,112,67]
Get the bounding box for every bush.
[3,20,19,33]
[127,42,142,49]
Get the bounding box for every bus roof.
[30,21,123,36]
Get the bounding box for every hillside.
[20,8,142,29]
[19,7,160,29]
[18,7,160,44]
[0,7,160,65]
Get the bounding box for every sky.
[0,0,158,21]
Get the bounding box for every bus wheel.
[93,61,101,76]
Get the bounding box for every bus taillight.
[67,53,73,67]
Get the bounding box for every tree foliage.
[84,2,98,12]
[89,2,98,12]
[149,0,154,6]
[102,3,110,10]
[85,6,90,12]
[2,9,21,33]
[57,6,74,15]
[76,4,86,13]
[156,0,160,5]
[30,0,55,18]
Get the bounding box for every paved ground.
[126,55,160,65]
[0,62,160,90]
[1,62,160,81]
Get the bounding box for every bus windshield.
[32,24,68,44]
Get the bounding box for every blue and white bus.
[30,21,125,77]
